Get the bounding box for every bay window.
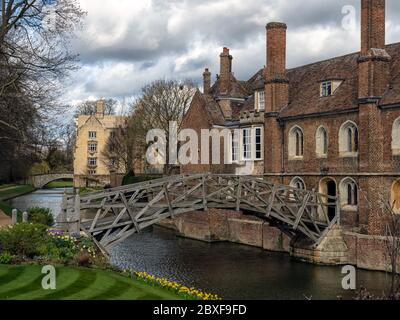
[243,128,252,161]
[238,127,263,162]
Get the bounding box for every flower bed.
[121,269,221,300]
[0,223,106,266]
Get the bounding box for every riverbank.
[0,264,185,300]
[0,184,35,216]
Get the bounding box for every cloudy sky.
[63,0,400,106]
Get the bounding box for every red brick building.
[182,0,400,237]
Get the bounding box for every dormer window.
[255,91,265,111]
[321,81,332,97]
[320,80,343,97]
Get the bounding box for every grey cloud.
[64,0,400,104]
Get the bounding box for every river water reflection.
[8,188,72,216]
[110,226,391,300]
[9,188,393,300]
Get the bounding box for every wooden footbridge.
[59,174,340,255]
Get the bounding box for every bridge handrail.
[62,173,341,253]
[78,174,338,203]
[79,173,206,201]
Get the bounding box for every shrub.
[28,208,54,226]
[0,223,49,258]
[0,252,13,264]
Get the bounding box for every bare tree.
[0,0,84,182]
[380,200,400,298]
[75,98,118,116]
[359,188,400,299]
[102,107,150,175]
[138,79,196,173]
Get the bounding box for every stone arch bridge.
[30,173,74,189]
[59,174,340,255]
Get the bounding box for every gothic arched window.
[316,126,328,157]
[339,121,359,156]
[289,126,304,159]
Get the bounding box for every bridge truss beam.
[61,174,340,254]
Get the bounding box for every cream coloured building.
[73,100,126,188]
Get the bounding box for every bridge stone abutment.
[162,209,349,265]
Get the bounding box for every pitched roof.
[209,73,251,99]
[195,42,400,124]
[379,43,400,106]
[280,42,400,118]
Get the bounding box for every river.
[9,188,393,300]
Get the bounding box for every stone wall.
[163,209,399,272]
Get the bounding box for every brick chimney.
[203,68,211,94]
[358,0,391,99]
[264,22,289,114]
[264,22,288,174]
[358,0,389,205]
[96,100,105,118]
[219,47,233,94]
[361,0,385,54]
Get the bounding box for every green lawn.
[0,265,184,300]
[0,185,35,201]
[45,180,74,188]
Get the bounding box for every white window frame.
[255,91,265,112]
[242,128,252,161]
[320,81,332,97]
[231,130,239,163]
[240,127,264,162]
[254,127,263,161]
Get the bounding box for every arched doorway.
[319,178,337,221]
